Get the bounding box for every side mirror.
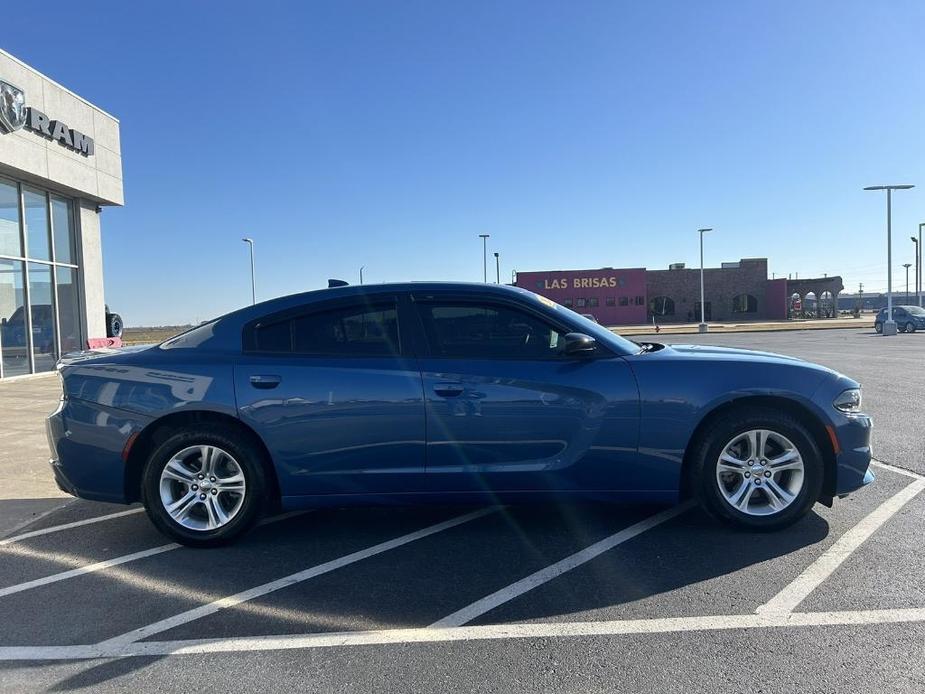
[563,332,597,356]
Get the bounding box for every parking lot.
[1,327,923,693]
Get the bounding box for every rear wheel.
[906,322,916,333]
[691,407,823,531]
[141,426,267,546]
[874,322,883,334]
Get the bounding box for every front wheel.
[874,322,883,334]
[141,426,267,547]
[691,408,823,531]
[906,322,916,333]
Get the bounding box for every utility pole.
[903,263,912,302]
[478,234,490,282]
[241,237,256,305]
[359,266,365,285]
[913,236,920,307]
[864,184,915,335]
[698,228,713,333]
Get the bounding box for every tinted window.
[253,304,400,356]
[418,302,566,359]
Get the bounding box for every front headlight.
[833,388,862,414]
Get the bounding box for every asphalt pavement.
[0,327,923,693]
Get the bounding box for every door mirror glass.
[563,332,597,356]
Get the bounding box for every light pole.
[493,252,500,284]
[912,222,925,308]
[698,228,713,333]
[863,185,915,336]
[359,266,365,285]
[478,234,490,282]
[903,263,912,302]
[241,237,256,305]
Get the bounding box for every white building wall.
[0,49,123,347]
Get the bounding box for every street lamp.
[863,185,915,336]
[915,222,924,307]
[478,234,490,282]
[241,237,256,305]
[359,266,365,285]
[698,228,713,333]
[493,252,500,284]
[903,263,912,302]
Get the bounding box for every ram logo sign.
[0,78,94,156]
[0,80,27,133]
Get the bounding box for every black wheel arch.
[680,395,837,505]
[124,410,281,508]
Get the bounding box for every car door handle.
[249,374,281,389]
[433,382,464,397]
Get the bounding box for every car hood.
[663,343,828,369]
[666,345,810,364]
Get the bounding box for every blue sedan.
[46,283,874,546]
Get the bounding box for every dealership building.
[0,49,122,379]
[515,258,806,326]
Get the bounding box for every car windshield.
[906,306,925,316]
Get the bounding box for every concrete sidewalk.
[613,316,870,336]
[0,373,71,537]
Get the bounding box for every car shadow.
[4,499,833,692]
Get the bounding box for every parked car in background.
[874,305,925,333]
[47,283,873,547]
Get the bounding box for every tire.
[899,323,907,333]
[106,312,123,339]
[906,322,916,334]
[875,322,883,334]
[690,406,823,531]
[141,425,267,547]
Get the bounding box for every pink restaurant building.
[514,259,791,326]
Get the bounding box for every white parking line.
[430,501,694,628]
[97,507,497,648]
[1,607,924,661]
[0,508,145,547]
[870,459,925,481]
[0,511,313,599]
[757,477,925,615]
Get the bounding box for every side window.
[417,302,567,359]
[252,303,400,356]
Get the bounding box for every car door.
[411,293,641,493]
[234,295,426,498]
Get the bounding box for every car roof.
[235,282,529,318]
[184,282,536,346]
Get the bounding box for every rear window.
[252,303,400,356]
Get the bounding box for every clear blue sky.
[5,0,925,325]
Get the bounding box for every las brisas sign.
[542,276,622,289]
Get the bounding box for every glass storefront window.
[56,267,81,354]
[23,188,51,261]
[51,197,75,264]
[27,263,57,373]
[0,178,80,378]
[0,259,29,377]
[0,181,21,258]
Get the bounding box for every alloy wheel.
[159,445,247,531]
[715,429,805,517]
